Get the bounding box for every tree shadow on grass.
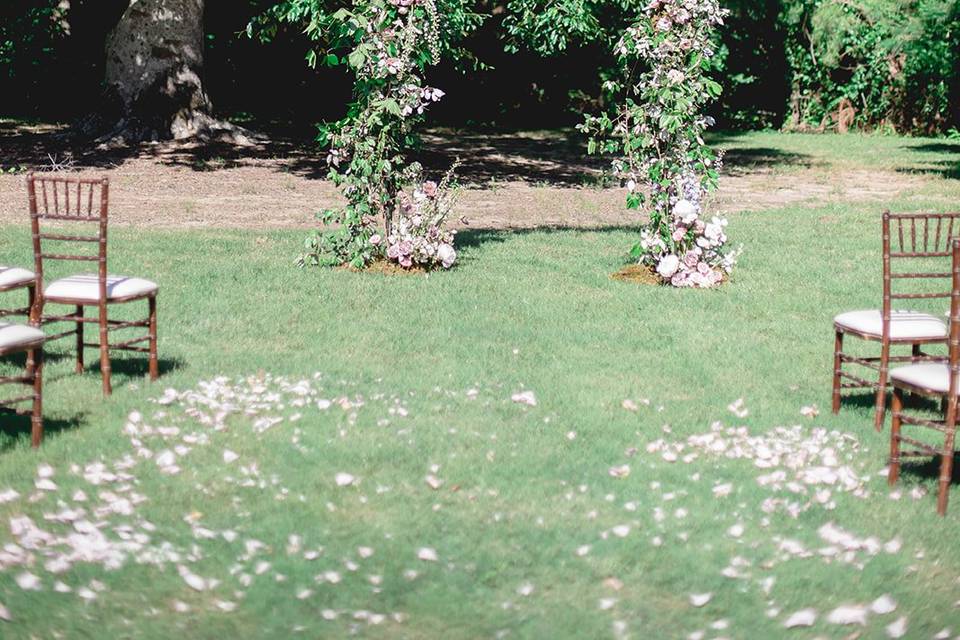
[899,141,960,180]
[86,355,186,381]
[0,121,820,189]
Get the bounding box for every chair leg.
[832,330,844,414]
[30,348,43,448]
[888,388,903,487]
[75,305,84,374]
[874,342,891,431]
[148,295,158,381]
[938,432,955,516]
[911,343,922,362]
[99,303,111,396]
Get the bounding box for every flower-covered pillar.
[582,0,739,287]
[301,0,455,269]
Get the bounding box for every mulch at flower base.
[610,263,662,285]
[339,259,429,276]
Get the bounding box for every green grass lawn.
[0,132,959,638]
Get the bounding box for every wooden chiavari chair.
[0,320,45,447]
[26,173,159,396]
[888,237,960,515]
[0,265,36,319]
[832,211,960,429]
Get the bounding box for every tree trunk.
[82,0,248,143]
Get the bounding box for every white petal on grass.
[608,465,630,478]
[727,398,749,418]
[611,525,630,538]
[15,572,41,591]
[511,390,537,406]
[826,604,868,625]
[35,478,57,492]
[885,616,908,638]
[0,602,10,621]
[712,483,732,497]
[517,583,534,597]
[576,544,592,557]
[727,523,744,538]
[599,598,617,610]
[871,595,897,615]
[177,565,207,591]
[783,609,817,628]
[223,450,239,464]
[622,399,639,412]
[37,463,54,479]
[215,600,237,612]
[335,473,355,487]
[800,405,819,418]
[425,475,442,490]
[357,546,374,559]
[689,593,712,607]
[0,489,19,503]
[884,538,902,554]
[417,547,438,562]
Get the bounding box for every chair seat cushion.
[834,309,947,340]
[0,322,44,351]
[890,363,958,394]
[45,274,157,302]
[0,266,35,290]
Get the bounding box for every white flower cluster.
[381,177,458,270]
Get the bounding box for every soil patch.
[0,122,938,232]
[611,263,662,285]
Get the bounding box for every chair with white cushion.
[27,173,158,396]
[0,265,37,320]
[832,211,960,430]
[888,237,960,515]
[0,321,45,446]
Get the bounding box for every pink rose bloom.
[694,220,706,234]
[683,251,699,268]
[399,256,413,268]
[697,261,711,275]
[369,234,382,246]
[387,244,401,259]
[422,181,438,198]
[671,271,687,287]
[399,240,413,255]
[672,226,687,242]
[656,17,672,31]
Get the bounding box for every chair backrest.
[882,211,960,323]
[26,173,109,303]
[946,238,960,415]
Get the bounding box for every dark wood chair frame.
[0,316,45,448]
[833,211,960,430]
[888,237,960,515]
[26,173,158,396]
[0,271,35,320]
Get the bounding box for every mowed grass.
[0,132,958,638]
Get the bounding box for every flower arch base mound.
[610,263,730,288]
[338,259,429,276]
[611,264,663,286]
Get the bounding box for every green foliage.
[0,1,68,85]
[781,0,960,133]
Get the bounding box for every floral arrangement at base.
[581,0,741,288]
[379,164,460,270]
